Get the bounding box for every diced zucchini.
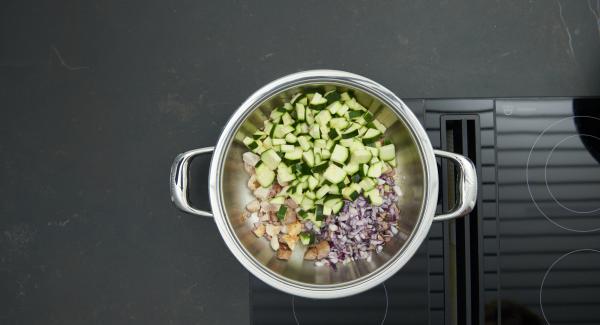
[326,101,341,115]
[372,119,386,133]
[366,146,379,157]
[339,138,353,147]
[270,196,285,205]
[367,162,383,178]
[281,112,294,126]
[340,92,351,102]
[341,186,359,200]
[309,124,321,139]
[314,152,322,164]
[359,164,370,177]
[297,136,311,151]
[270,109,284,122]
[343,162,359,175]
[314,139,327,149]
[329,117,349,130]
[307,176,318,191]
[323,164,346,184]
[255,164,275,187]
[295,123,308,135]
[321,149,331,160]
[280,144,294,152]
[336,103,349,116]
[277,164,296,183]
[299,232,314,245]
[290,192,303,205]
[328,184,340,194]
[324,90,341,102]
[290,93,303,104]
[323,204,332,216]
[341,129,359,139]
[310,92,327,105]
[366,188,383,206]
[346,98,365,110]
[284,147,303,160]
[351,148,372,163]
[319,125,330,140]
[295,103,306,121]
[311,162,328,173]
[276,205,287,220]
[379,144,395,161]
[316,185,330,199]
[272,124,294,138]
[315,110,332,127]
[260,149,281,170]
[330,145,349,164]
[272,138,286,145]
[363,128,381,141]
[293,162,312,175]
[359,178,376,192]
[332,201,344,213]
[305,108,315,125]
[302,150,315,167]
[325,140,335,150]
[301,197,315,210]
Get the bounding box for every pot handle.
[170,147,214,217]
[432,149,477,222]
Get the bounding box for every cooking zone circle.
[539,249,600,324]
[526,116,600,232]
[292,283,388,325]
[544,134,600,214]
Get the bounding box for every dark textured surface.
[1,1,599,324]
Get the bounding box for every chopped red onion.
[316,172,402,266]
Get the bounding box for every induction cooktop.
[248,97,600,325]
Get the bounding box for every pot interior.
[220,83,426,286]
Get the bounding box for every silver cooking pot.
[169,70,477,299]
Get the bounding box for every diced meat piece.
[265,224,281,237]
[246,200,260,212]
[316,241,330,260]
[270,236,280,251]
[240,210,250,222]
[281,234,299,250]
[276,243,292,260]
[260,200,279,212]
[285,198,298,210]
[252,224,265,237]
[259,212,270,221]
[283,208,297,224]
[304,247,317,260]
[247,175,259,191]
[243,163,254,175]
[242,152,260,167]
[269,212,279,222]
[247,212,259,224]
[271,183,282,196]
[286,221,302,236]
[253,187,271,201]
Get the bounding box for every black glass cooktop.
[250,98,600,325]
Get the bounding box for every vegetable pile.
[241,89,402,265]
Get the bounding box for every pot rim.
[208,70,439,299]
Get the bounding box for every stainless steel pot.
[169,70,477,299]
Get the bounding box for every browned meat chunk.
[276,244,292,260]
[316,240,330,260]
[304,247,318,260]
